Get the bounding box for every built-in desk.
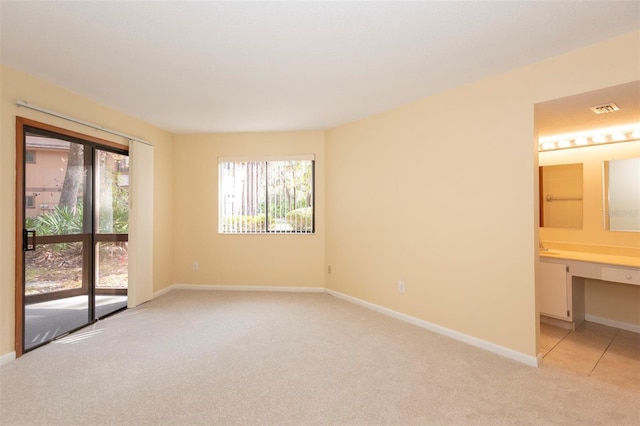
[539,249,639,329]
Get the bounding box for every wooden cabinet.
[539,257,586,329]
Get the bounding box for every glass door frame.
[22,141,93,305]
[15,117,129,356]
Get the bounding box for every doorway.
[534,82,640,385]
[16,118,129,354]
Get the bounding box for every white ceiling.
[536,81,640,139]
[1,1,639,134]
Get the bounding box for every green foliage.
[24,216,37,231]
[112,204,129,234]
[28,172,129,236]
[110,173,129,233]
[286,207,313,232]
[99,202,128,234]
[35,205,83,236]
[27,205,83,250]
[98,168,129,234]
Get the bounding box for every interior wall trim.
[0,351,16,367]
[585,314,640,333]
[155,284,325,298]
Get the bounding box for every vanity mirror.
[539,163,583,229]
[603,157,640,232]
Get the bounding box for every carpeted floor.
[1,290,639,425]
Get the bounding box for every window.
[116,155,129,173]
[25,150,36,163]
[25,195,35,208]
[218,157,314,233]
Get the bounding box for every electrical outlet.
[193,261,199,271]
[398,281,405,293]
[327,265,332,274]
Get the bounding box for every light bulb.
[558,140,571,148]
[592,134,606,143]
[541,142,556,151]
[611,131,626,141]
[574,137,588,146]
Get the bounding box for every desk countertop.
[540,249,640,268]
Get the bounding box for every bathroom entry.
[534,81,640,370]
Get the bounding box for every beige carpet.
[1,290,639,425]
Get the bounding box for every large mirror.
[539,163,583,228]
[603,157,640,232]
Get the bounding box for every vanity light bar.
[538,123,640,152]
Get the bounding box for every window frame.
[218,156,315,235]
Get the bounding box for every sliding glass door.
[94,149,129,317]
[23,134,90,350]
[19,121,128,352]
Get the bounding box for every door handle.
[24,229,36,251]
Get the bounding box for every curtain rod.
[16,100,153,146]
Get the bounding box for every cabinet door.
[539,262,569,319]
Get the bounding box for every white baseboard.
[155,283,325,299]
[325,289,540,367]
[0,351,16,367]
[153,285,175,299]
[585,314,640,333]
[540,315,575,331]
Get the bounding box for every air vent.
[590,103,620,114]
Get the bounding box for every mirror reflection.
[603,157,640,232]
[539,163,583,229]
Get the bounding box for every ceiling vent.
[590,103,620,114]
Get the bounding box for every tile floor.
[540,321,640,393]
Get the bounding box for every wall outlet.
[398,281,405,294]
[327,265,332,274]
[193,261,199,271]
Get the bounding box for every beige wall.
[324,31,640,357]
[585,279,640,326]
[172,132,325,288]
[0,65,175,357]
[540,141,640,327]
